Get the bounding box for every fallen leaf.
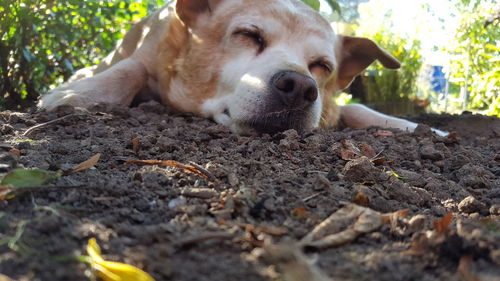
[301,204,382,246]
[125,160,210,179]
[131,138,140,154]
[339,139,384,163]
[360,142,376,158]
[70,153,101,174]
[447,131,459,140]
[405,232,431,256]
[86,238,155,281]
[382,209,409,225]
[339,139,362,160]
[352,193,369,207]
[291,207,310,219]
[9,148,21,157]
[0,169,61,188]
[372,157,385,165]
[433,213,453,234]
[241,223,288,236]
[302,204,384,249]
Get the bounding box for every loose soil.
[1,102,499,281]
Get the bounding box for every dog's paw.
[414,123,449,137]
[38,86,95,111]
[431,128,449,137]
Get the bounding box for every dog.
[38,0,447,136]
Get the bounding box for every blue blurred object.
[430,65,446,93]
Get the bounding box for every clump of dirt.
[1,101,499,281]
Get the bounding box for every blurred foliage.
[303,0,340,14]
[362,32,423,104]
[0,0,165,110]
[0,0,337,110]
[445,0,499,117]
[349,0,425,114]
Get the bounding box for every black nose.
[270,71,318,109]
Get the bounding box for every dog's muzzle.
[243,70,319,134]
[271,70,318,109]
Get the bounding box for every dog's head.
[161,0,400,134]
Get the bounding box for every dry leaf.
[291,207,310,219]
[9,148,20,157]
[70,153,101,174]
[241,224,288,236]
[372,157,385,165]
[340,148,359,160]
[433,213,453,234]
[339,139,362,160]
[125,160,210,179]
[447,131,459,140]
[131,138,140,154]
[360,142,376,158]
[381,209,410,231]
[339,139,383,163]
[302,204,384,249]
[406,232,432,256]
[352,193,369,207]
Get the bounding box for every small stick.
[23,114,76,137]
[188,161,218,182]
[302,192,323,202]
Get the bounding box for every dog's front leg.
[38,58,148,110]
[340,104,448,136]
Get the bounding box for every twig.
[302,192,323,203]
[23,114,76,137]
[188,161,218,182]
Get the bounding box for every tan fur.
[38,0,447,136]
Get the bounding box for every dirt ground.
[1,101,499,281]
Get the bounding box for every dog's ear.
[176,0,222,27]
[336,36,401,90]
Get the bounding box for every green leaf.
[324,0,341,14]
[302,0,320,11]
[1,169,61,188]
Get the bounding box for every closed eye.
[309,60,333,73]
[233,27,266,54]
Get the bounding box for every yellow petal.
[97,260,155,281]
[87,238,104,263]
[86,238,155,281]
[93,263,122,281]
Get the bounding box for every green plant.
[0,0,163,110]
[363,32,423,104]
[445,0,499,117]
[302,0,341,14]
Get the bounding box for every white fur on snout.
[201,47,323,133]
